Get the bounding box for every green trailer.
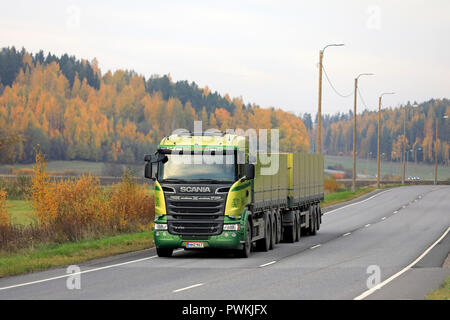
[145,132,324,258]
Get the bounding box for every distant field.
[0,160,143,177]
[324,155,450,181]
[1,157,449,181]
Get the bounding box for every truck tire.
[270,216,276,250]
[256,215,271,251]
[156,247,173,257]
[236,220,252,258]
[295,212,301,241]
[284,219,296,243]
[316,205,321,231]
[308,206,317,236]
[276,212,282,244]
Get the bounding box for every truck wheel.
[284,220,296,243]
[276,213,282,244]
[257,216,271,251]
[156,247,173,257]
[308,206,317,236]
[316,205,321,231]
[236,221,252,258]
[270,217,276,249]
[295,213,301,241]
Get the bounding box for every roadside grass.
[426,275,450,300]
[0,231,154,278]
[6,200,35,226]
[322,187,377,208]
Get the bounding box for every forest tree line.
[0,47,309,164]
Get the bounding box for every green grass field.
[426,275,450,300]
[6,200,35,226]
[0,160,106,175]
[325,155,450,180]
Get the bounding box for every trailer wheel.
[295,212,301,241]
[284,220,296,243]
[316,205,321,231]
[276,212,282,244]
[308,206,317,236]
[236,220,252,258]
[256,215,271,251]
[270,216,276,249]
[156,247,173,257]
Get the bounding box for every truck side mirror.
[244,163,255,180]
[144,162,154,180]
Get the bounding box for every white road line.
[343,232,352,237]
[365,224,371,228]
[354,226,450,300]
[0,248,185,292]
[310,244,321,249]
[259,261,277,268]
[393,211,398,214]
[381,217,386,221]
[173,283,204,293]
[323,189,391,215]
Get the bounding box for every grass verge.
[0,231,154,278]
[426,275,450,300]
[322,187,377,208]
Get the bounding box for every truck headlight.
[154,223,168,230]
[223,224,240,231]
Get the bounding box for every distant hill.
[0,47,309,164]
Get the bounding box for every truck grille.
[166,197,225,236]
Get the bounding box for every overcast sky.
[1,0,449,116]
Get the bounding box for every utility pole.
[435,119,438,185]
[352,73,373,192]
[402,106,406,184]
[377,92,395,189]
[317,43,344,154]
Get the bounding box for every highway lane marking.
[354,226,450,300]
[310,244,321,249]
[365,224,371,228]
[173,283,204,293]
[381,217,386,220]
[393,211,398,214]
[0,249,184,292]
[343,232,351,237]
[323,189,391,216]
[259,261,277,268]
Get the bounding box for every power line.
[357,88,369,109]
[321,64,354,98]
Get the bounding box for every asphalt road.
[0,185,449,300]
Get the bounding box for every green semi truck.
[144,131,324,258]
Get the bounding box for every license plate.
[186,241,204,248]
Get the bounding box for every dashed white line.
[0,248,185,291]
[354,226,450,300]
[310,244,321,249]
[393,211,398,214]
[173,283,204,293]
[365,224,371,228]
[343,232,352,237]
[259,261,277,268]
[381,217,386,221]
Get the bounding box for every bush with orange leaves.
[0,190,10,227]
[324,176,339,193]
[25,151,155,243]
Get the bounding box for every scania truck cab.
[145,131,323,258]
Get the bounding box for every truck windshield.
[158,153,236,183]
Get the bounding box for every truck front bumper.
[154,230,245,250]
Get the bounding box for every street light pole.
[317,43,344,155]
[352,73,374,193]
